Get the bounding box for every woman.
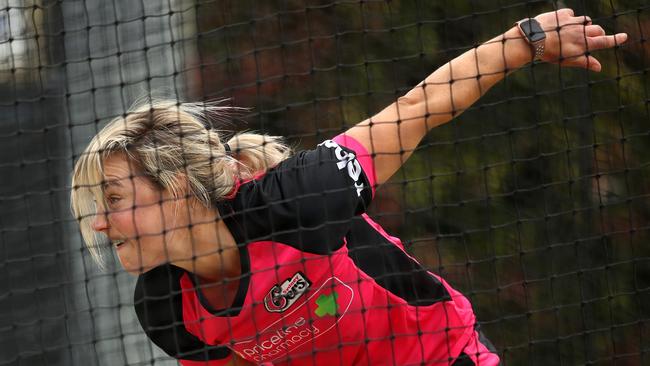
[71,9,626,366]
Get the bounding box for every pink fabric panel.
[458,329,500,366]
[224,168,269,199]
[333,133,377,196]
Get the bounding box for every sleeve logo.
[319,139,365,197]
[264,272,311,313]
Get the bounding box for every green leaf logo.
[314,292,339,318]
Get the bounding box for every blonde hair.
[71,100,292,265]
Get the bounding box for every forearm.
[345,26,531,184]
[407,27,529,127]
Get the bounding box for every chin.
[117,248,169,274]
[119,260,161,275]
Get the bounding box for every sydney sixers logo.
[264,272,311,313]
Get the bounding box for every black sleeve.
[134,264,231,362]
[218,140,373,254]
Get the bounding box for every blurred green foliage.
[192,1,649,364]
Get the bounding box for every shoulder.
[231,137,373,207]
[134,264,232,362]
[215,137,375,253]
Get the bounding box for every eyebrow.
[102,179,124,190]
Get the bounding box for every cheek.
[131,203,167,236]
[106,210,135,237]
[132,206,177,266]
[114,199,183,272]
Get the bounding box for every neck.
[179,218,242,310]
[171,208,241,283]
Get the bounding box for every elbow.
[396,90,446,127]
[396,92,422,110]
[395,93,428,122]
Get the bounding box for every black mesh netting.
[0,0,648,365]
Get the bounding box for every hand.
[534,8,628,72]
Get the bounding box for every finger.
[562,55,602,72]
[585,55,602,72]
[559,8,575,17]
[585,25,605,37]
[587,33,628,50]
[581,15,592,26]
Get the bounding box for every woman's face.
[91,154,184,273]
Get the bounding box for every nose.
[91,211,110,233]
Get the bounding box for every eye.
[107,195,122,206]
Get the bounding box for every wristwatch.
[515,18,546,60]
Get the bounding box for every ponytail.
[227,133,292,179]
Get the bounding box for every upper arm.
[225,137,374,253]
[342,95,432,186]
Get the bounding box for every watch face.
[520,19,545,42]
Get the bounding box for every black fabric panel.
[346,218,450,306]
[476,325,498,355]
[218,142,373,255]
[134,264,231,361]
[450,324,500,366]
[451,352,475,366]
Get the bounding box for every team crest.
[264,272,311,313]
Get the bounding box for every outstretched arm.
[343,8,627,186]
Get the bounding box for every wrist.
[502,26,536,69]
[515,18,547,61]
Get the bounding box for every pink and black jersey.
[134,135,499,365]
